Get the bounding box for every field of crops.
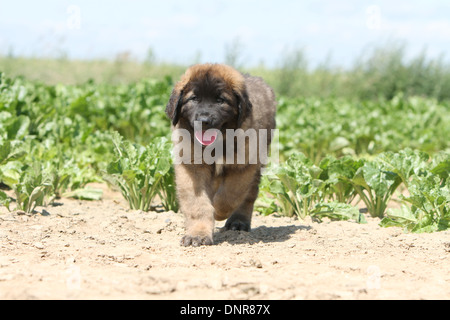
[0,72,449,233]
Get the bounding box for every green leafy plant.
[38,147,102,203]
[12,162,52,213]
[312,202,366,223]
[259,153,365,222]
[375,149,430,187]
[104,132,175,211]
[0,190,11,211]
[381,174,450,232]
[343,159,402,218]
[0,140,25,188]
[62,187,103,201]
[318,155,364,204]
[149,137,178,212]
[260,153,325,219]
[158,164,179,212]
[430,151,450,184]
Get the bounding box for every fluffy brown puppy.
[166,63,276,246]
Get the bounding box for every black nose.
[196,115,211,126]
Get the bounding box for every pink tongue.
[195,130,217,146]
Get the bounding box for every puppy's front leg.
[175,164,215,246]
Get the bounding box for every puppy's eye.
[216,97,225,103]
[190,95,199,102]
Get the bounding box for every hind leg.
[224,170,261,231]
[213,165,260,220]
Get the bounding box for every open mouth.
[195,129,218,146]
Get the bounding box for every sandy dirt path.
[0,184,449,300]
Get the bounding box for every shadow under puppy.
[166,63,276,246]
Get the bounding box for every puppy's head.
[166,64,252,145]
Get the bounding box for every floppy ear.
[234,89,252,127]
[166,87,185,126]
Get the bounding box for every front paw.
[180,235,214,247]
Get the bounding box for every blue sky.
[1,0,449,68]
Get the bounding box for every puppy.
[166,63,276,246]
